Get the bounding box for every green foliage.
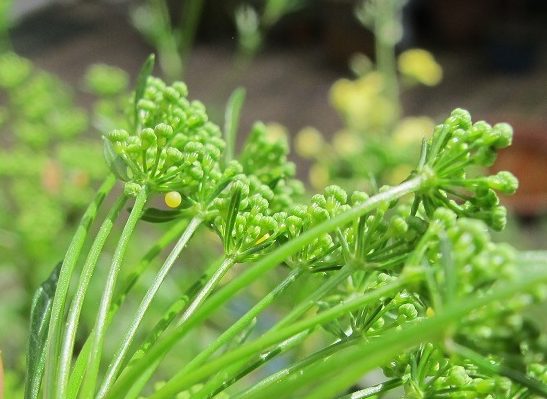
[8,65,545,399]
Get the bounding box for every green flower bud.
[124,182,142,197]
[487,171,518,195]
[140,128,157,148]
[491,122,513,149]
[107,129,129,143]
[155,123,174,139]
[398,303,418,321]
[324,185,347,204]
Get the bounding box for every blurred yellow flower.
[330,72,394,131]
[265,122,288,142]
[398,49,442,86]
[295,126,324,158]
[392,116,435,147]
[309,163,329,190]
[332,129,361,156]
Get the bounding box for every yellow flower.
[332,129,361,156]
[398,49,442,86]
[295,127,324,158]
[309,163,329,190]
[392,116,435,147]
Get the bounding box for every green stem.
[67,219,189,398]
[43,175,116,399]
[234,336,360,399]
[180,267,305,375]
[374,0,400,131]
[176,0,205,76]
[199,331,310,399]
[57,194,128,398]
[110,257,225,399]
[107,175,427,397]
[79,188,148,398]
[177,256,236,326]
[277,263,354,329]
[336,378,403,399]
[96,216,203,398]
[149,278,410,399]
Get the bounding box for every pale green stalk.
[67,219,189,399]
[97,216,203,398]
[181,267,305,374]
[79,188,148,398]
[56,194,128,398]
[43,175,116,399]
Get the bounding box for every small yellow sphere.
[164,191,182,208]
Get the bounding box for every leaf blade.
[24,262,62,399]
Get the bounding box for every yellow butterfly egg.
[164,191,182,208]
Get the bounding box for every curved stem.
[66,218,189,399]
[79,188,148,398]
[97,216,202,398]
[43,174,116,399]
[57,194,128,398]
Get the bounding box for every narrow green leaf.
[24,262,62,399]
[223,87,246,166]
[134,54,155,127]
[141,207,183,223]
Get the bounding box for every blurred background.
[1,0,546,394]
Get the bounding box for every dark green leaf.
[224,185,242,253]
[141,208,182,223]
[24,262,62,399]
[134,54,155,127]
[103,139,130,182]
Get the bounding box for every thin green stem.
[337,378,403,399]
[43,174,116,399]
[67,219,189,398]
[235,336,360,399]
[79,188,148,398]
[180,267,305,375]
[176,0,205,76]
[97,216,203,398]
[57,194,128,398]
[177,256,236,326]
[149,278,410,399]
[107,175,427,397]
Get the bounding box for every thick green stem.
[97,216,202,398]
[43,175,116,399]
[107,175,426,397]
[66,218,189,399]
[79,188,148,398]
[56,194,128,398]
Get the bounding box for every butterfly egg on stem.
[164,191,182,208]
